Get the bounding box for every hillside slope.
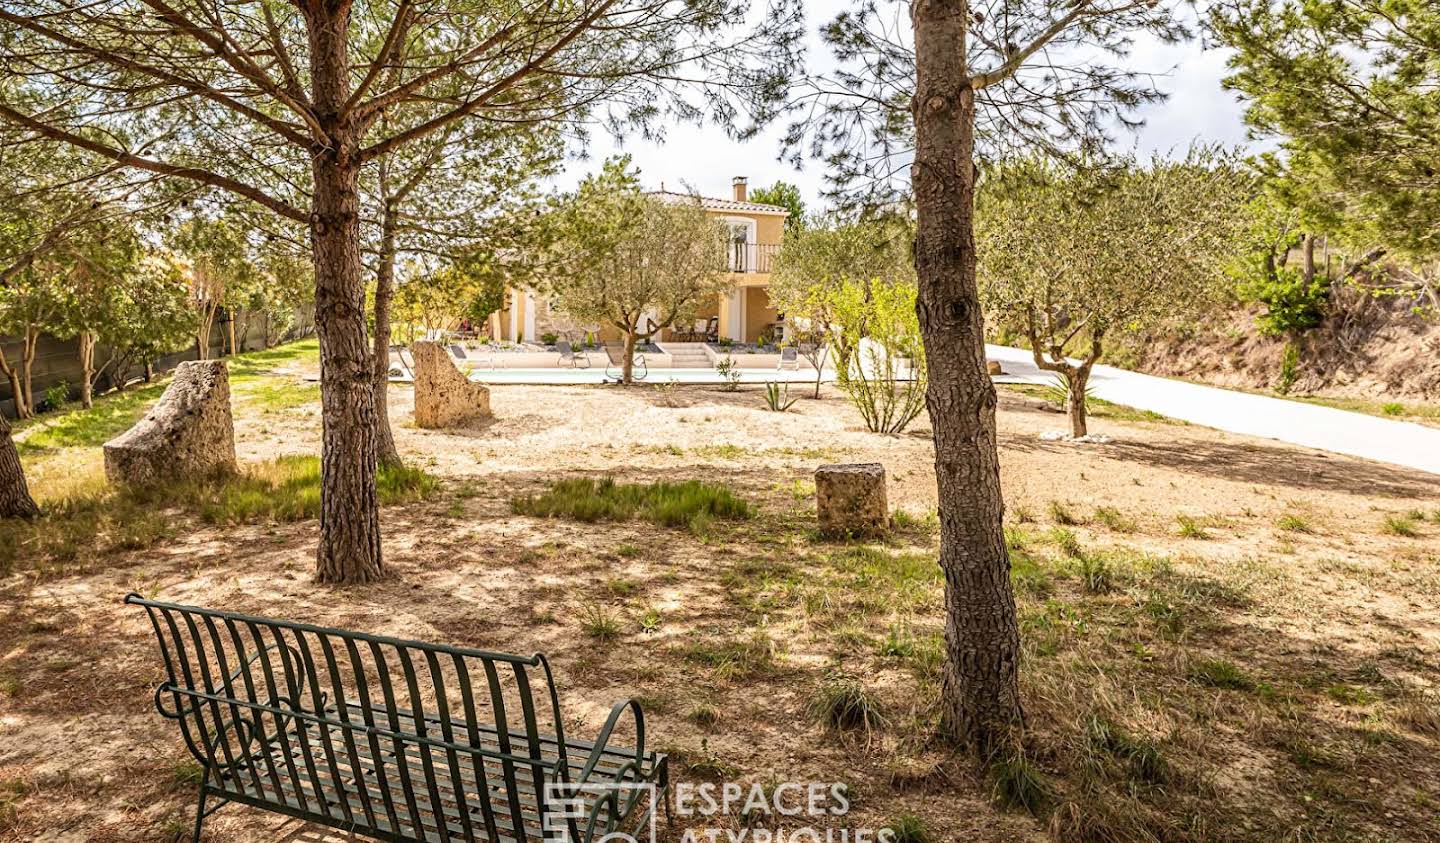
[1133,286,1440,400]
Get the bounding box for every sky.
[563,0,1260,210]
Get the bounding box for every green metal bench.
[127,594,667,842]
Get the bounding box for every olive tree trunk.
[0,346,28,419]
[77,330,95,409]
[911,0,1024,758]
[308,12,383,584]
[621,330,639,384]
[0,413,39,519]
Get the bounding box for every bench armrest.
[575,698,650,786]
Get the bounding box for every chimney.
[732,176,747,202]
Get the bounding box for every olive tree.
[544,159,730,384]
[977,153,1251,437]
[0,0,799,582]
[769,216,914,397]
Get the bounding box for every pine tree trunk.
[229,309,240,355]
[78,331,95,409]
[0,412,39,519]
[144,361,154,383]
[373,193,403,469]
[309,8,383,584]
[911,0,1024,758]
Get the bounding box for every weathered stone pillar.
[104,360,236,486]
[412,341,492,429]
[815,462,888,537]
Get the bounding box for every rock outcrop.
[104,360,236,486]
[412,341,492,429]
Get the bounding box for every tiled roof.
[646,190,790,215]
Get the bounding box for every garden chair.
[777,347,800,371]
[557,340,591,369]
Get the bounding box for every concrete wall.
[0,308,314,419]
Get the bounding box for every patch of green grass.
[636,605,663,633]
[1082,715,1168,785]
[1277,513,1314,534]
[809,676,887,733]
[1174,515,1210,540]
[240,379,321,411]
[989,752,1052,815]
[1010,547,1053,596]
[677,631,776,680]
[1381,402,1404,416]
[1078,554,1114,594]
[1048,499,1082,526]
[891,508,939,535]
[877,624,917,658]
[884,813,932,843]
[687,702,721,728]
[1049,527,1082,559]
[605,577,637,597]
[580,603,622,641]
[1191,658,1253,691]
[1382,513,1420,537]
[1093,506,1138,533]
[185,456,434,525]
[615,543,641,558]
[510,476,750,533]
[0,457,435,577]
[15,382,167,453]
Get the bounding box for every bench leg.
[190,786,208,843]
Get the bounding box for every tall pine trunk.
[911,0,1024,757]
[373,190,402,468]
[0,412,39,519]
[308,8,383,584]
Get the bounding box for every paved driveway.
[988,344,1440,477]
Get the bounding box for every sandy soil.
[2,369,1439,842]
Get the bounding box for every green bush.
[1241,266,1329,336]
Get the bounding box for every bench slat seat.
[127,595,666,843]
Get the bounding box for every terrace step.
[660,343,713,368]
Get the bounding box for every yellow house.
[492,177,788,345]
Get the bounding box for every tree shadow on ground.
[1003,433,1440,499]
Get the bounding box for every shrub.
[1175,515,1210,539]
[762,381,799,412]
[1381,402,1404,416]
[540,332,558,345]
[1383,513,1420,537]
[809,677,886,733]
[510,476,751,533]
[1276,342,1301,395]
[884,813,932,843]
[989,751,1052,815]
[715,357,741,392]
[833,277,926,434]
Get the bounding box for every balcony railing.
[727,241,781,273]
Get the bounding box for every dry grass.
[1,361,1438,841]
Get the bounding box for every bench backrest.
[128,594,575,841]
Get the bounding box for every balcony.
[727,241,781,273]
